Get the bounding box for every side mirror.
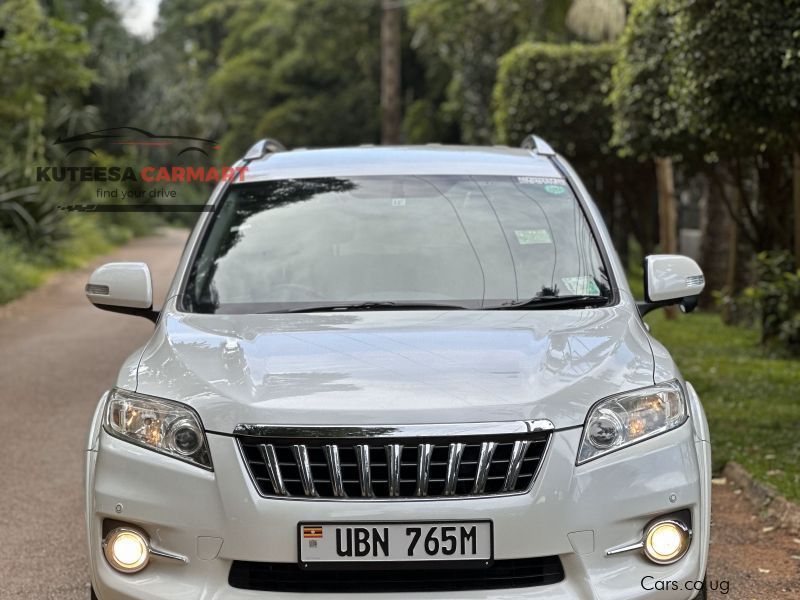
[85,262,159,323]
[638,254,705,317]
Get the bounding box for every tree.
[0,0,92,242]
[209,0,381,158]
[408,0,544,144]
[494,42,657,264]
[609,0,698,314]
[671,0,800,262]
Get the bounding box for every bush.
[0,215,139,305]
[493,42,659,257]
[493,42,617,159]
[732,252,800,354]
[610,0,697,160]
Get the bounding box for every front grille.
[236,422,551,499]
[229,557,565,593]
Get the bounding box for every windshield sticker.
[514,229,552,245]
[544,184,567,195]
[562,276,601,296]
[517,176,567,186]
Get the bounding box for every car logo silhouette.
[54,127,219,158]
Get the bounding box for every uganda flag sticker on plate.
[303,526,323,539]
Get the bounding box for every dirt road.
[0,230,797,599]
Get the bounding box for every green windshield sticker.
[544,184,566,195]
[562,276,601,296]
[514,229,552,245]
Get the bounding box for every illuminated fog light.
[103,528,150,573]
[643,520,690,564]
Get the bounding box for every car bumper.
[87,423,710,600]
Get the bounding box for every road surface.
[0,229,797,599]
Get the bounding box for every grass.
[0,216,136,305]
[645,309,800,502]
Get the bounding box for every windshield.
[182,175,611,313]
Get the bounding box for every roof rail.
[243,138,286,161]
[520,134,555,156]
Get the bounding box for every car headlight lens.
[104,388,212,469]
[577,380,688,464]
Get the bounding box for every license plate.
[298,521,492,567]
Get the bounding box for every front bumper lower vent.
[228,556,565,593]
[235,421,552,500]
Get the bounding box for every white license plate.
[298,521,492,567]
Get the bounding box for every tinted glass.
[182,175,610,313]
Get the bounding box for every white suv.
[84,136,711,599]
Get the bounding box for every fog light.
[643,520,690,564]
[103,527,150,573]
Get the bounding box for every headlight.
[104,388,212,469]
[577,380,688,464]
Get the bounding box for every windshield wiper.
[487,295,609,310]
[272,301,469,313]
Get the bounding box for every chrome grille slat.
[323,444,346,498]
[238,422,552,500]
[385,444,403,497]
[502,440,532,492]
[355,444,374,497]
[258,444,288,496]
[443,443,466,496]
[291,444,319,497]
[472,441,498,494]
[415,443,434,497]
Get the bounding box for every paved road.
[0,230,186,600]
[0,230,797,599]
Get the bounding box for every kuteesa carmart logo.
[41,127,248,212]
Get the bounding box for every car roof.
[238,145,562,182]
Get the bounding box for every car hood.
[131,308,655,432]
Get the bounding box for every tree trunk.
[794,152,800,268]
[655,157,678,319]
[380,0,402,145]
[698,173,729,309]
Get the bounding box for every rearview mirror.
[638,254,705,317]
[85,262,159,323]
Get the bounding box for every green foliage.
[0,0,92,126]
[0,0,93,243]
[494,42,617,160]
[0,217,125,304]
[209,0,380,157]
[493,41,660,257]
[671,0,800,155]
[646,310,800,502]
[731,252,800,353]
[610,0,696,160]
[409,0,544,144]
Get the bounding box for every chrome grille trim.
[323,444,345,498]
[234,420,554,439]
[386,444,403,497]
[503,440,532,492]
[259,443,287,496]
[355,444,374,498]
[415,443,434,497]
[237,420,554,501]
[473,441,497,494]
[291,444,318,497]
[444,443,466,496]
